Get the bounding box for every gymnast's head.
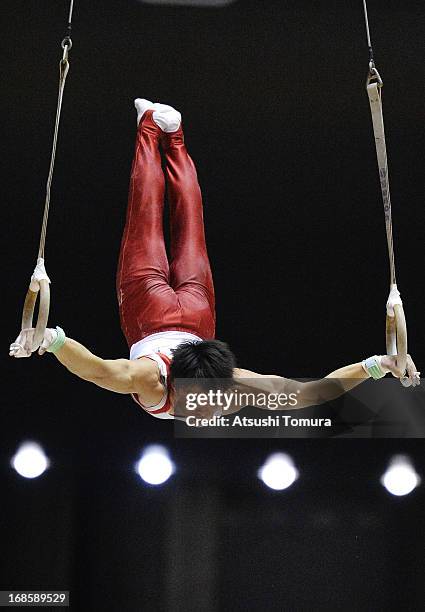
[170,339,236,381]
[170,339,236,418]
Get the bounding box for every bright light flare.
[11,442,49,479]
[136,445,175,485]
[381,455,420,497]
[258,452,298,491]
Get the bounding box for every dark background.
[1,0,424,610]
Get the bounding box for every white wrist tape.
[30,258,51,291]
[386,284,402,317]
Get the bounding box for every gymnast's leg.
[161,117,216,340]
[116,105,171,347]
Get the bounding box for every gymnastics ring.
[21,279,50,350]
[363,1,412,388]
[386,303,409,386]
[17,3,72,352]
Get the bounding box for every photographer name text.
[185,415,332,428]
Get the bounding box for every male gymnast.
[10,100,420,419]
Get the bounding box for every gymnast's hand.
[9,327,59,358]
[9,328,39,358]
[381,354,421,386]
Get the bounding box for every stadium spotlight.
[381,454,420,497]
[139,0,237,6]
[136,445,175,485]
[258,452,298,491]
[11,442,49,479]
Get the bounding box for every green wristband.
[47,326,66,354]
[363,356,386,380]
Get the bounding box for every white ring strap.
[366,80,408,378]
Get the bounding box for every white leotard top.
[130,331,202,419]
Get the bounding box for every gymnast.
[9,100,420,419]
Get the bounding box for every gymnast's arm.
[9,327,164,402]
[233,357,407,410]
[48,337,164,401]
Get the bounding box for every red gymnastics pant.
[116,110,216,348]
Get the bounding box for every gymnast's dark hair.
[170,339,236,380]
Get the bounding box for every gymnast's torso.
[130,330,202,419]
